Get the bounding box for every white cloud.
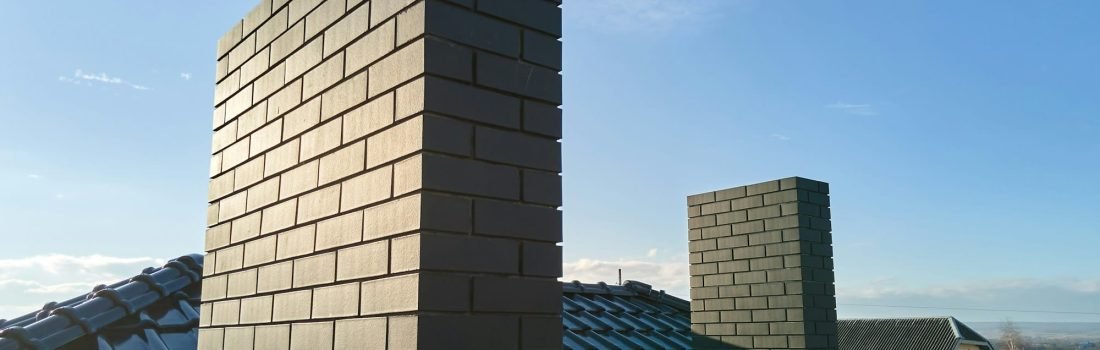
[0,254,168,315]
[180,72,192,81]
[64,69,151,90]
[0,254,164,275]
[838,278,1100,301]
[562,258,689,298]
[568,0,728,34]
[771,133,792,141]
[646,248,658,258]
[826,102,877,116]
[26,174,42,180]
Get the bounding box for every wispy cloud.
[59,69,150,90]
[839,278,1100,301]
[826,102,877,116]
[563,258,688,297]
[0,254,167,313]
[180,72,192,81]
[568,0,728,34]
[771,133,792,141]
[0,254,164,275]
[26,174,42,180]
[646,248,658,258]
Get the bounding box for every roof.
[837,317,995,350]
[0,255,203,350]
[561,280,692,349]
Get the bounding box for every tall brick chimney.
[687,177,838,350]
[199,0,563,348]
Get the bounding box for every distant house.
[0,255,996,350]
[838,317,996,350]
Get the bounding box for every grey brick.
[703,274,733,286]
[704,323,736,335]
[476,52,562,103]
[748,231,783,246]
[420,153,520,200]
[780,177,824,191]
[717,285,750,298]
[522,100,562,138]
[425,1,521,56]
[714,186,746,201]
[691,286,718,299]
[689,239,717,253]
[688,205,702,217]
[754,335,788,348]
[732,246,764,259]
[692,311,720,324]
[769,295,806,308]
[732,220,765,235]
[752,309,787,322]
[414,232,521,274]
[413,314,521,350]
[716,235,748,249]
[745,180,780,195]
[523,242,561,277]
[763,189,803,206]
[736,323,768,335]
[719,310,752,323]
[421,76,521,128]
[747,205,782,220]
[477,0,561,36]
[764,215,809,231]
[690,263,718,276]
[767,267,809,282]
[521,315,563,349]
[474,199,561,242]
[688,215,717,229]
[751,282,786,296]
[522,30,562,69]
[687,192,715,206]
[733,271,766,284]
[734,297,768,310]
[522,170,561,206]
[419,272,472,312]
[700,201,730,215]
[805,190,830,206]
[701,250,732,263]
[717,260,749,274]
[730,196,763,211]
[472,277,559,313]
[715,210,746,225]
[749,256,784,271]
[475,127,560,171]
[701,225,732,239]
[703,298,734,311]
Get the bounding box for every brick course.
[688,177,838,350]
[200,0,562,348]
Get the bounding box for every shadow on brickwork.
[692,333,749,350]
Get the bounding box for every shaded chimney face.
[199,0,563,348]
[687,177,838,350]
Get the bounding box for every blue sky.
[1,1,1098,324]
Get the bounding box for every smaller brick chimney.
[687,177,838,349]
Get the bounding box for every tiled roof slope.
[0,255,203,350]
[837,317,994,350]
[562,280,692,350]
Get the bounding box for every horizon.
[1,0,1098,325]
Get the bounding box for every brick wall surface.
[687,177,838,350]
[200,0,563,348]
